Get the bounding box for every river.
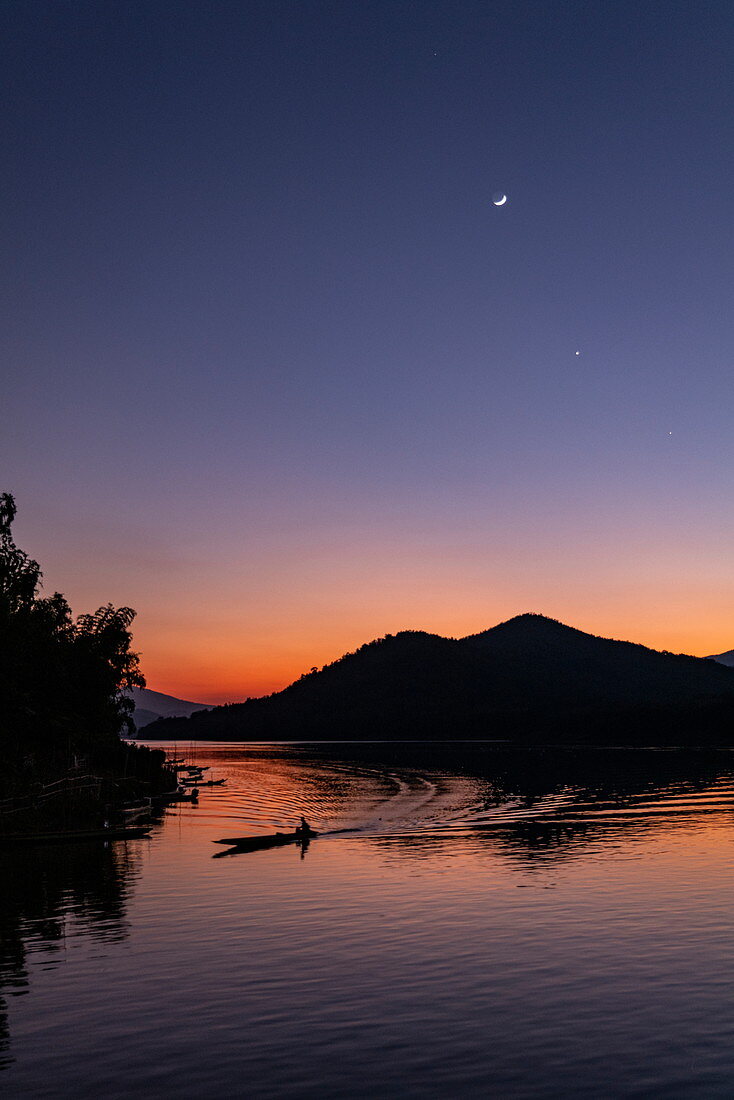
[2,741,734,1097]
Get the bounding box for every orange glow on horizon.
[24,499,734,704]
[138,599,734,704]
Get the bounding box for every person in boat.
[297,815,313,838]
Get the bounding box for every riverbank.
[0,741,176,838]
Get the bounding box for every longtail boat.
[212,829,318,856]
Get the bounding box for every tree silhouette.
[0,493,145,779]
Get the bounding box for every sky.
[3,0,734,702]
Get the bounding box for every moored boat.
[151,787,199,803]
[0,825,153,845]
[118,798,152,818]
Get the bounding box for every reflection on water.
[3,742,734,1096]
[0,839,141,1070]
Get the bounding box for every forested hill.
[147,614,734,744]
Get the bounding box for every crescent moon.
[493,194,507,206]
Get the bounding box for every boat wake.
[153,743,734,860]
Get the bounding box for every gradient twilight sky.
[3,1,734,701]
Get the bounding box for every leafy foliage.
[0,493,145,773]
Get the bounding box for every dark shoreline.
[0,742,177,841]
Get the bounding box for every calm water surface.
[3,741,734,1098]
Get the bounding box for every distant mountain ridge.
[129,686,208,730]
[708,649,734,668]
[146,614,734,745]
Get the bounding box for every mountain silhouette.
[707,649,734,668]
[147,614,734,744]
[128,686,208,730]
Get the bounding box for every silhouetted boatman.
[297,815,313,838]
